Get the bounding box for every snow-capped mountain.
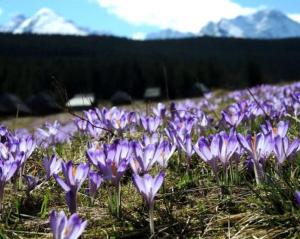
[1,8,90,36]
[145,29,195,40]
[2,8,300,39]
[144,9,300,40]
[0,14,26,32]
[200,9,300,39]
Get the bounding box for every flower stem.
[67,191,77,214]
[0,185,4,219]
[18,165,23,190]
[149,203,154,235]
[116,182,121,218]
[253,161,261,185]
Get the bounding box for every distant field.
[0,100,151,130]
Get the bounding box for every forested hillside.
[0,33,299,100]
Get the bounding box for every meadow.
[1,82,300,238]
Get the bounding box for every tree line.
[0,33,299,100]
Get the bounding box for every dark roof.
[0,93,31,116]
[26,92,60,115]
[110,91,132,105]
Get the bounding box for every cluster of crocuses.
[2,81,300,237]
[36,132,175,236]
[70,82,300,147]
[0,125,35,210]
[194,120,300,184]
[74,107,138,137]
[85,136,174,234]
[0,124,88,238]
[35,120,78,148]
[50,210,87,239]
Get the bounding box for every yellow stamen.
[72,167,77,177]
[64,226,71,236]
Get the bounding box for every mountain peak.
[200,9,300,39]
[0,14,26,32]
[255,9,285,17]
[35,7,57,16]
[250,9,287,23]
[1,8,90,36]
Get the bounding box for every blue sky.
[0,0,300,38]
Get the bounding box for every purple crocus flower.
[132,171,165,235]
[104,107,129,133]
[87,140,131,185]
[221,110,244,127]
[0,132,27,164]
[83,110,105,139]
[9,152,26,170]
[152,103,167,119]
[74,117,88,132]
[141,133,162,146]
[127,111,139,133]
[17,135,36,160]
[273,136,300,164]
[35,121,77,148]
[87,139,131,217]
[0,125,8,137]
[54,161,89,214]
[166,118,195,162]
[50,210,87,239]
[261,120,289,138]
[177,133,194,161]
[140,115,161,133]
[133,171,165,206]
[156,141,176,168]
[1,134,35,168]
[0,143,9,160]
[55,123,77,144]
[0,159,19,210]
[88,171,103,201]
[165,126,178,147]
[237,133,274,162]
[195,109,210,128]
[131,141,162,174]
[43,154,63,180]
[35,121,61,147]
[194,137,218,177]
[193,110,212,135]
[210,132,239,166]
[237,132,274,184]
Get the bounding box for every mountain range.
[0,8,107,36]
[146,9,300,39]
[200,9,300,39]
[1,8,300,39]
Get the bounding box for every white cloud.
[132,32,146,40]
[289,14,300,23]
[97,0,256,33]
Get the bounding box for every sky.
[0,0,300,38]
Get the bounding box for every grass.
[1,148,300,238]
